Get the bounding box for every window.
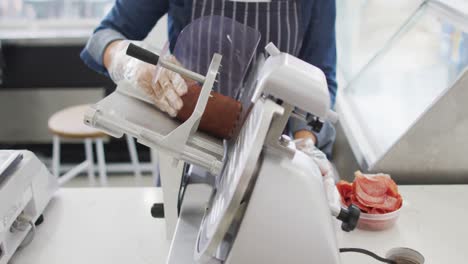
[0,0,114,28]
[336,0,425,86]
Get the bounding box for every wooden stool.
[48,104,142,186]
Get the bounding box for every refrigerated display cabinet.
[335,0,468,183]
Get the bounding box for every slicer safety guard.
[84,42,344,264]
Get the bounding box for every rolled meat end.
[176,83,242,139]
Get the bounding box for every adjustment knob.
[337,204,360,232]
[306,115,324,133]
[151,203,165,218]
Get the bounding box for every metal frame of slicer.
[84,42,358,263]
[85,44,225,238]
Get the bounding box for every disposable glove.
[294,138,341,217]
[107,40,188,117]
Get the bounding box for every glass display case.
[336,0,468,183]
[336,0,425,86]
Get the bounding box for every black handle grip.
[126,43,160,65]
[337,204,360,232]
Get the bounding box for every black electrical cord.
[340,248,397,264]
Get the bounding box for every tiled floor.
[62,173,156,188]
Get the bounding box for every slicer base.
[167,184,212,264]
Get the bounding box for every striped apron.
[181,0,304,98]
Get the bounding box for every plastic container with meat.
[336,171,403,231]
[357,205,402,231]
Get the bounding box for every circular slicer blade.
[195,98,284,263]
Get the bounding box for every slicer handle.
[126,43,160,65]
[126,43,207,83]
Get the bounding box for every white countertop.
[338,185,468,263]
[9,188,169,264]
[9,185,468,264]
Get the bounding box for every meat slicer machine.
[84,17,359,264]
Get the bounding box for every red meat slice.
[354,171,388,197]
[350,194,370,213]
[379,195,399,211]
[385,177,399,197]
[354,181,386,206]
[395,194,403,210]
[336,181,353,206]
[369,208,387,214]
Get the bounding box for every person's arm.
[80,0,170,75]
[290,0,337,157]
[81,0,188,117]
[103,40,123,70]
[299,0,337,106]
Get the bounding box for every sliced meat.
[354,180,386,206]
[336,171,402,215]
[395,194,403,210]
[350,194,371,213]
[369,208,387,214]
[354,171,388,197]
[385,177,399,198]
[336,181,353,206]
[379,195,400,211]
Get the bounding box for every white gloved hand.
[294,138,342,217]
[107,40,188,117]
[294,138,331,175]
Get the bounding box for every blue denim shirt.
[80,0,337,156]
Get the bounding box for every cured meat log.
[176,83,242,139]
[336,171,403,214]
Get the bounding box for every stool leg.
[84,139,95,186]
[95,138,107,186]
[150,149,161,187]
[125,135,142,184]
[52,135,61,178]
